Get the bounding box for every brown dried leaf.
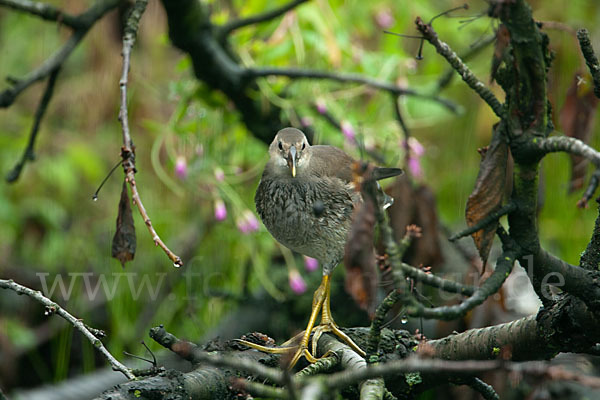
[344,169,378,317]
[112,181,136,268]
[385,175,444,271]
[491,24,510,83]
[559,73,599,192]
[465,125,508,268]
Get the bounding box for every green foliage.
[0,0,600,388]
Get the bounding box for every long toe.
[234,339,297,355]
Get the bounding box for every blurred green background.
[1,0,600,393]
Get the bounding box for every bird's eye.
[278,142,283,150]
[301,143,306,150]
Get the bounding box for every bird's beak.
[288,145,297,177]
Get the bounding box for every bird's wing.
[309,145,355,183]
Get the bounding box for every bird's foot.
[235,332,330,369]
[234,339,297,355]
[310,322,366,358]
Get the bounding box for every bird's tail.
[373,167,403,181]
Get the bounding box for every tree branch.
[458,377,499,400]
[578,169,600,208]
[537,135,600,167]
[218,0,309,39]
[415,17,504,118]
[149,325,284,384]
[0,279,134,379]
[6,66,60,182]
[0,0,121,108]
[0,0,83,28]
[436,35,497,91]
[449,202,516,241]
[245,67,459,112]
[118,0,183,267]
[407,250,517,320]
[393,264,476,296]
[577,28,600,99]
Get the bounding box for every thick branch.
[149,325,284,384]
[577,28,600,99]
[431,294,600,361]
[415,17,504,118]
[0,279,134,379]
[580,201,600,271]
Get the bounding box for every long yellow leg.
[236,275,329,367]
[311,277,366,357]
[236,274,365,368]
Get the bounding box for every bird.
[239,127,403,367]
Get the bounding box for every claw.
[234,339,296,354]
[235,274,365,369]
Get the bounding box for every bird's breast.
[254,176,356,264]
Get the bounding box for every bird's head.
[268,128,311,178]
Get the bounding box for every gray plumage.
[255,127,402,275]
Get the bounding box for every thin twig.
[449,202,517,241]
[537,135,600,167]
[415,17,504,118]
[219,0,309,39]
[391,94,410,141]
[0,279,134,379]
[578,169,600,208]
[245,67,458,112]
[453,377,499,400]
[577,28,600,99]
[0,0,121,108]
[295,353,340,378]
[393,264,476,295]
[118,0,183,267]
[436,35,496,91]
[0,0,83,29]
[6,67,60,183]
[407,250,517,320]
[366,290,402,363]
[0,31,83,108]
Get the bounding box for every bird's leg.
[310,276,366,358]
[234,275,329,368]
[286,274,329,367]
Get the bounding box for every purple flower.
[175,156,187,180]
[341,121,356,144]
[288,269,307,294]
[375,9,395,29]
[304,256,319,272]
[408,137,425,157]
[214,199,227,221]
[407,155,422,178]
[237,210,259,234]
[214,167,225,182]
[316,99,327,114]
